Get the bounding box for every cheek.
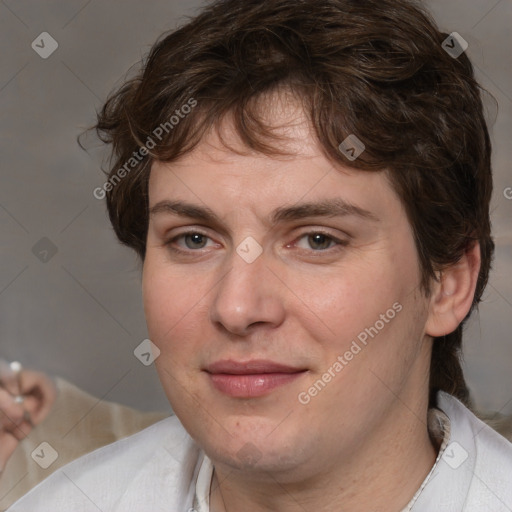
[287,261,399,345]
[142,257,195,344]
[142,260,206,406]
[288,250,420,389]
[142,255,217,381]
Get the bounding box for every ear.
[425,241,481,337]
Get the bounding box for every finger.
[7,416,33,441]
[0,431,20,473]
[0,389,25,428]
[17,370,57,425]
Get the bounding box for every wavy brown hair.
[92,0,494,408]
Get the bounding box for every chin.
[201,423,308,473]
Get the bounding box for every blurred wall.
[1,0,511,413]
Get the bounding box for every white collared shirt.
[7,391,512,512]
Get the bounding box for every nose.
[209,246,286,336]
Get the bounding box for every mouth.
[204,359,308,398]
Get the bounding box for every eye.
[293,232,347,251]
[166,231,216,252]
[182,233,209,249]
[164,229,347,256]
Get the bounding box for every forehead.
[147,90,403,225]
[194,87,320,161]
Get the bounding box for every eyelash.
[163,230,348,256]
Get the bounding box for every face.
[142,94,433,482]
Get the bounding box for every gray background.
[1,0,511,414]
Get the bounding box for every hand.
[0,360,57,473]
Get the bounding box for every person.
[7,0,512,510]
[2,364,511,511]
[2,365,511,511]
[0,361,166,510]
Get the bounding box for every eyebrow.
[149,198,379,226]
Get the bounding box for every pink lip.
[204,359,307,398]
[205,359,304,374]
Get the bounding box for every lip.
[205,359,305,375]
[204,359,307,398]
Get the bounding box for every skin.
[142,90,480,512]
[0,365,56,473]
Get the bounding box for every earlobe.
[425,241,481,337]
